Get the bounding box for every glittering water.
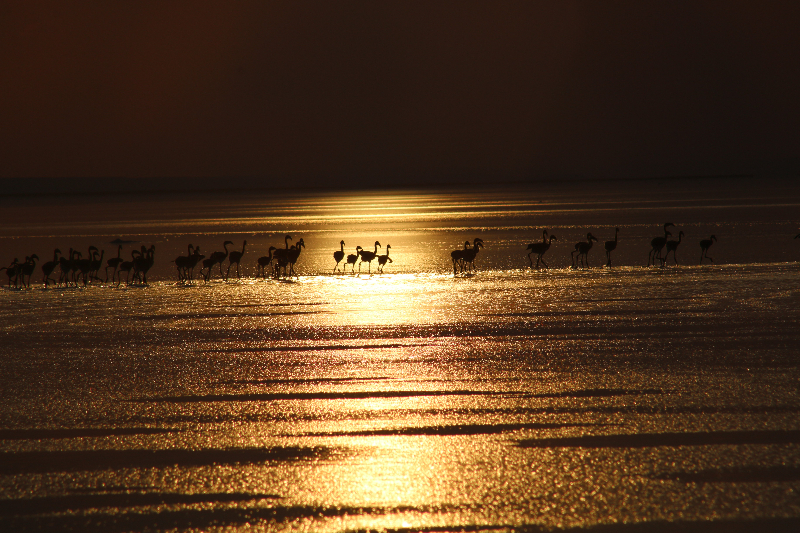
[1,179,800,532]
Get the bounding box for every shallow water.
[1,179,800,532]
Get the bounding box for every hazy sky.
[2,1,799,189]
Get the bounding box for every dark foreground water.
[1,178,799,532]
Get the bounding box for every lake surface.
[1,178,800,532]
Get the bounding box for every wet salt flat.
[1,179,800,532]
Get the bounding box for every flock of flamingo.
[524,223,721,271]
[1,227,798,288]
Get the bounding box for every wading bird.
[451,241,470,275]
[333,240,345,272]
[105,245,124,282]
[226,240,247,279]
[19,255,39,288]
[462,238,484,274]
[700,235,716,264]
[526,232,557,269]
[358,241,381,274]
[346,247,362,274]
[257,246,277,278]
[572,233,598,268]
[377,244,392,273]
[202,240,233,281]
[604,228,619,267]
[663,231,684,266]
[41,249,61,288]
[648,223,675,266]
[287,239,305,277]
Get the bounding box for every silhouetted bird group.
[520,224,729,270]
[334,240,393,274]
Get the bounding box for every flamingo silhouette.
[648,223,675,266]
[700,235,716,264]
[105,245,124,282]
[19,255,39,288]
[173,244,194,281]
[604,228,619,267]
[358,241,381,274]
[257,246,277,278]
[116,249,141,286]
[572,233,598,268]
[663,231,684,266]
[1,258,19,287]
[333,240,345,272]
[462,238,484,274]
[527,233,557,269]
[287,239,305,277]
[346,247,362,274]
[377,244,393,273]
[202,240,233,281]
[451,241,470,275]
[272,235,293,271]
[226,240,247,279]
[41,249,61,288]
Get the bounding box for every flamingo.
[648,223,675,266]
[272,235,293,270]
[226,240,247,279]
[377,244,393,273]
[257,246,277,278]
[527,234,557,269]
[358,241,381,273]
[41,249,61,288]
[604,228,619,267]
[333,240,345,272]
[700,235,717,264]
[202,240,233,281]
[462,238,484,274]
[19,255,39,288]
[105,245,124,282]
[186,246,204,281]
[451,241,470,275]
[89,248,104,282]
[346,247,362,274]
[663,231,684,266]
[287,239,305,277]
[75,246,97,286]
[1,259,19,287]
[116,249,141,286]
[173,244,195,281]
[572,233,598,268]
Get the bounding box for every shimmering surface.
[1,179,800,532]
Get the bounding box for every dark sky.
[2,1,799,190]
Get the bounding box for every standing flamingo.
[451,241,470,275]
[257,246,277,278]
[648,223,675,266]
[287,239,305,277]
[19,255,39,288]
[358,241,381,274]
[41,249,61,288]
[604,228,619,267]
[700,235,717,264]
[105,245,124,282]
[572,233,598,268]
[333,240,346,272]
[202,240,233,281]
[377,244,392,273]
[226,240,247,279]
[462,238,484,274]
[346,247,362,274]
[527,234,557,269]
[663,231,684,266]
